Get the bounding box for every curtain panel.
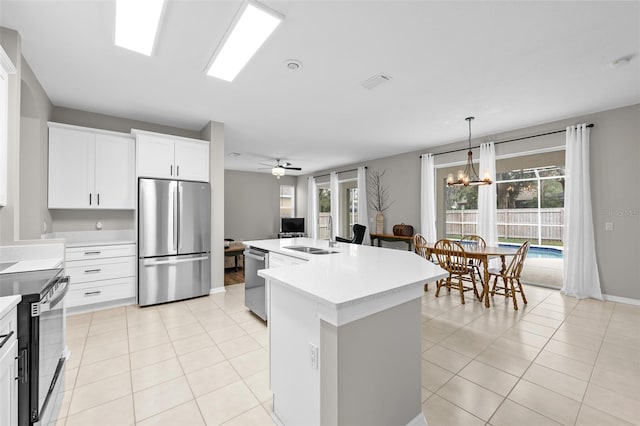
[420,154,437,242]
[307,177,318,238]
[562,124,602,299]
[478,142,498,247]
[357,166,370,245]
[330,172,340,240]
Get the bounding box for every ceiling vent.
[361,73,392,90]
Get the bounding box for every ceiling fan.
[258,159,302,179]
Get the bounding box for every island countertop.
[245,238,446,324]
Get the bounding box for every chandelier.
[272,166,285,179]
[447,116,492,187]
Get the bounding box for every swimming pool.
[500,244,563,259]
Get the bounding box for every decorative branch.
[367,169,394,212]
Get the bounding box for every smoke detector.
[361,73,392,90]
[284,59,302,71]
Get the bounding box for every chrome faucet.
[327,216,338,247]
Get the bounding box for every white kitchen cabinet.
[0,304,18,426]
[48,123,135,209]
[65,244,136,309]
[134,130,209,182]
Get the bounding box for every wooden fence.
[446,208,564,242]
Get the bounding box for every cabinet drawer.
[65,277,135,308]
[66,244,135,262]
[66,257,135,284]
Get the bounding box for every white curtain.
[420,154,437,242]
[357,166,370,245]
[562,124,602,300]
[478,142,498,247]
[330,172,340,240]
[307,177,318,238]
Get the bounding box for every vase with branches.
[367,169,393,233]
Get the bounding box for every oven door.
[34,276,69,423]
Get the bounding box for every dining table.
[423,242,519,307]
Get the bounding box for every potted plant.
[367,169,393,234]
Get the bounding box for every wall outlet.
[96,221,103,230]
[43,221,47,233]
[309,343,318,370]
[605,222,614,231]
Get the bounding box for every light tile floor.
[57,283,640,426]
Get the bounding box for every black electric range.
[0,268,69,425]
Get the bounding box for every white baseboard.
[603,294,640,306]
[210,286,226,295]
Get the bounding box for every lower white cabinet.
[65,244,136,308]
[0,304,18,426]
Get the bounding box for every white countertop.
[42,230,135,247]
[0,295,21,317]
[0,258,63,274]
[245,238,447,324]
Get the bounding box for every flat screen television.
[281,217,305,233]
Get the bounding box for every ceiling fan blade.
[258,162,275,167]
[283,166,302,171]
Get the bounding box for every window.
[443,152,565,247]
[279,184,295,218]
[496,166,564,246]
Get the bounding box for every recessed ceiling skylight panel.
[206,0,284,82]
[115,0,166,56]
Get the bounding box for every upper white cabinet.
[48,123,135,209]
[134,130,209,182]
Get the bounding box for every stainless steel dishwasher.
[244,246,268,321]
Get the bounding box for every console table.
[370,233,413,251]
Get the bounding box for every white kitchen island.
[244,238,447,426]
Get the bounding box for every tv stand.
[278,232,307,239]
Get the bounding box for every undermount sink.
[285,246,338,255]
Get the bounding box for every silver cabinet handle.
[97,193,100,205]
[177,165,180,176]
[89,193,92,205]
[84,251,101,256]
[84,268,101,273]
[170,165,173,176]
[84,291,102,296]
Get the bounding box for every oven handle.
[15,348,27,384]
[40,276,70,313]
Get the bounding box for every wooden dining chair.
[460,235,486,285]
[433,239,480,304]
[413,233,432,291]
[488,241,530,310]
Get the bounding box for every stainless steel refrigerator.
[138,178,211,306]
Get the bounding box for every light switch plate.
[605,222,614,231]
[309,343,318,369]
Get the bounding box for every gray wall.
[297,104,640,300]
[19,59,53,240]
[225,170,297,241]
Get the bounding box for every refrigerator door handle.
[143,256,209,266]
[179,187,183,251]
[173,185,178,252]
